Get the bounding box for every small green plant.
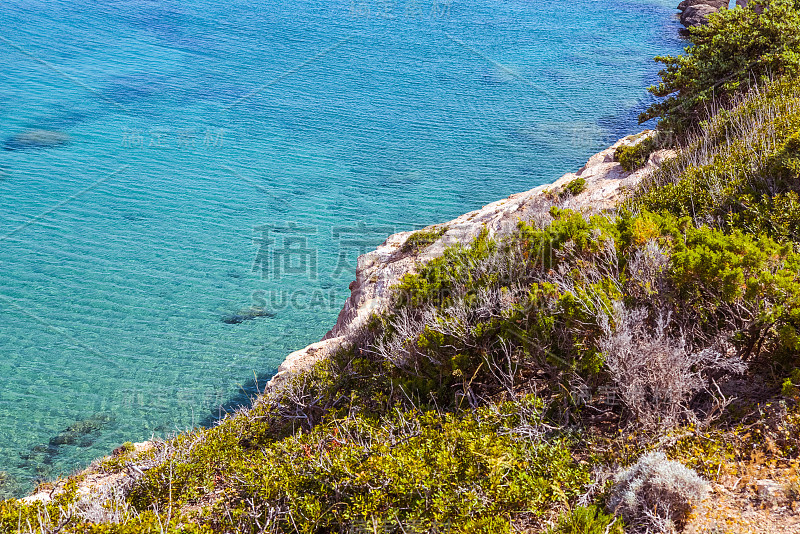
[561,177,587,198]
[782,369,800,398]
[402,226,448,253]
[99,441,140,473]
[614,137,655,172]
[548,506,624,534]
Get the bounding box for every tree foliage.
[641,0,800,134]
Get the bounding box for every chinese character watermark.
[331,221,395,277]
[121,127,225,150]
[252,223,318,280]
[347,0,452,21]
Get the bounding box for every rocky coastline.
[6,0,748,506]
[269,132,674,388]
[19,131,674,506]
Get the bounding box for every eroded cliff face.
[266,132,675,388]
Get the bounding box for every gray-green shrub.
[608,451,708,533]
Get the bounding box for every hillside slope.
[3,2,800,532]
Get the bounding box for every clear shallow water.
[0,0,681,496]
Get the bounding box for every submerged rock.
[221,307,275,324]
[4,129,70,151]
[0,472,11,493]
[481,66,517,85]
[0,471,25,500]
[48,413,114,447]
[16,414,114,488]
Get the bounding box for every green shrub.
[394,227,497,308]
[562,177,587,198]
[547,506,624,534]
[128,403,590,532]
[0,480,209,534]
[632,78,800,242]
[614,137,655,172]
[402,226,448,253]
[783,368,800,398]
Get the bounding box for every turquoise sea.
[0,0,681,497]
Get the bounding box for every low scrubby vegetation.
[614,136,656,172]
[3,1,800,532]
[402,226,449,254]
[639,0,800,136]
[633,78,800,242]
[546,506,623,534]
[557,178,587,199]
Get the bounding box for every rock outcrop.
[680,3,720,26]
[678,0,728,10]
[675,0,762,35]
[677,0,730,30]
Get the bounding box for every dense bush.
[547,506,624,534]
[614,137,656,172]
[391,207,799,428]
[640,0,800,135]
[127,400,590,532]
[633,78,800,242]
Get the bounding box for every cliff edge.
[267,131,674,389]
